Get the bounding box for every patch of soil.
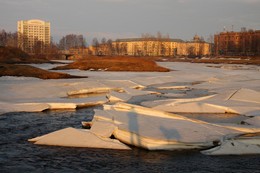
[52,56,170,72]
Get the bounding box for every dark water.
[0,108,259,173]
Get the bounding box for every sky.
[0,0,260,44]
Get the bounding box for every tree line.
[1,29,212,58]
[0,29,88,58]
[90,32,210,57]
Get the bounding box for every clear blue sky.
[0,0,259,44]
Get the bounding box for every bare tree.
[207,34,214,56]
[187,46,196,58]
[106,39,113,55]
[0,30,18,47]
[59,34,86,50]
[120,43,127,55]
[92,37,99,55]
[32,39,44,56]
[101,37,106,44]
[198,43,205,57]
[141,33,152,56]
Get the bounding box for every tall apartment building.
[17,19,50,53]
[214,29,260,56]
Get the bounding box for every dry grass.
[0,64,86,79]
[0,46,53,64]
[52,56,170,72]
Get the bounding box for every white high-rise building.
[17,19,50,53]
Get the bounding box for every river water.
[0,108,259,173]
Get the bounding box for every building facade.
[93,35,211,57]
[214,29,260,56]
[17,19,51,54]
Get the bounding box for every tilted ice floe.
[28,127,130,150]
[91,103,246,150]
[28,103,260,153]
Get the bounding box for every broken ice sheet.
[201,132,260,155]
[28,127,131,150]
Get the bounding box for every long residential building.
[17,19,51,53]
[214,29,260,56]
[93,35,211,57]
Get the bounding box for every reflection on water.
[0,108,259,173]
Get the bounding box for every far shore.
[1,46,259,79]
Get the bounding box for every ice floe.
[201,133,260,155]
[29,127,130,150]
[1,62,260,154]
[92,103,244,150]
[141,88,260,116]
[242,116,260,127]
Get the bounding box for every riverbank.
[0,46,86,79]
[0,64,86,79]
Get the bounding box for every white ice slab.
[142,88,260,116]
[67,87,115,96]
[227,88,260,104]
[214,123,260,133]
[153,102,227,113]
[0,102,49,114]
[242,117,260,127]
[29,127,131,150]
[1,62,260,116]
[107,91,132,102]
[201,133,260,155]
[90,121,117,138]
[107,87,158,102]
[93,103,242,150]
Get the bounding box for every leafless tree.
[106,39,113,55]
[101,37,106,44]
[187,46,196,58]
[92,37,99,55]
[59,34,86,50]
[207,34,214,56]
[0,29,18,47]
